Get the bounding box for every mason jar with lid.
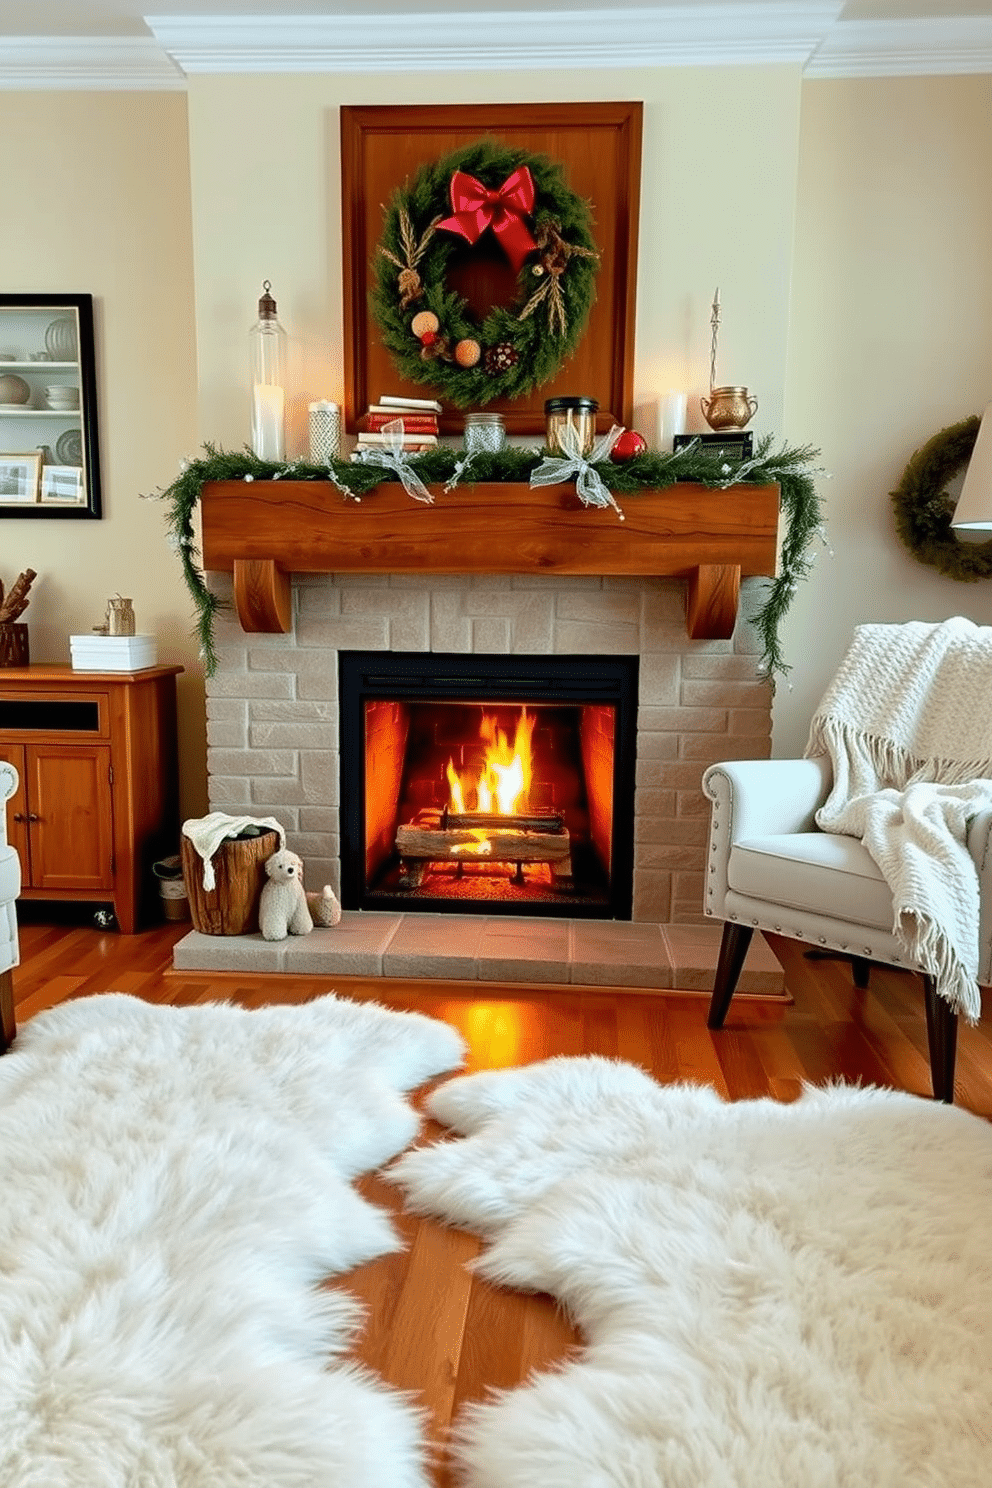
[463,411,507,454]
[544,396,599,457]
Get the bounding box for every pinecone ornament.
[485,341,519,374]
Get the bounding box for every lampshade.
[951,404,992,530]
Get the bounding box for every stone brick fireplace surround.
[172,568,785,992]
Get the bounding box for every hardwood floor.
[7,914,992,1484]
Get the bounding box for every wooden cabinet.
[0,665,182,933]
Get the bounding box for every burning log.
[395,807,573,889]
[440,808,564,833]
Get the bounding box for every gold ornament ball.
[454,338,482,368]
[411,310,439,339]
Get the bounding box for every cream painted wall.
[0,92,206,818]
[780,75,992,755]
[184,67,802,460]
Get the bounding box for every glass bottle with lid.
[544,396,599,457]
[249,280,286,461]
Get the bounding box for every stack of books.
[355,394,441,454]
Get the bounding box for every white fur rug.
[0,992,465,1487]
[391,1058,992,1488]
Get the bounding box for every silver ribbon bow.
[529,421,626,520]
[352,418,433,504]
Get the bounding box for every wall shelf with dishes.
[0,294,102,519]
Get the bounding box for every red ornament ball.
[419,329,438,347]
[609,429,647,463]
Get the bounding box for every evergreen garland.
[891,416,992,581]
[152,436,826,683]
[370,138,599,408]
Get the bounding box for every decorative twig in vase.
[0,567,37,667]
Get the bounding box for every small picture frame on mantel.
[0,293,102,519]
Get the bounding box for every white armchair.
[702,756,992,1104]
[0,759,21,1053]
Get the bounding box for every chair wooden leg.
[922,974,957,1104]
[708,922,754,1029]
[0,967,14,1054]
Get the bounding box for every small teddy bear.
[258,847,342,942]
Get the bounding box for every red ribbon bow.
[437,165,537,274]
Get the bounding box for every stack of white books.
[70,633,158,671]
[354,394,441,456]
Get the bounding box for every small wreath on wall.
[891,415,992,580]
[370,137,600,410]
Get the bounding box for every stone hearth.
[173,912,786,996]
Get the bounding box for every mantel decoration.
[700,286,758,433]
[153,436,826,684]
[891,415,992,581]
[370,138,600,409]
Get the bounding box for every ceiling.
[2,2,991,86]
[3,1,992,33]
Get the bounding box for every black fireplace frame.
[339,651,639,919]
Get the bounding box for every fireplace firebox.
[339,652,638,918]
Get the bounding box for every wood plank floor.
[7,914,992,1485]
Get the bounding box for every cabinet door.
[0,742,29,873]
[26,744,113,891]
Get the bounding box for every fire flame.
[446,707,536,819]
[450,830,493,856]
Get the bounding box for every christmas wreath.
[370,138,600,409]
[891,415,992,581]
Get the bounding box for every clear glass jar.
[544,396,599,457]
[463,411,507,455]
[249,281,286,461]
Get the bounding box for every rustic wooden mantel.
[200,479,780,641]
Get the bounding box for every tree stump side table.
[181,829,280,936]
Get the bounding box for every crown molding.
[0,8,990,89]
[0,37,185,90]
[146,5,841,73]
[806,17,992,78]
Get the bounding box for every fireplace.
[339,652,638,918]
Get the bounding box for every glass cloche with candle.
[249,280,286,461]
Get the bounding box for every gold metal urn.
[700,386,758,431]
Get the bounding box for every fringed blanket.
[806,617,992,1021]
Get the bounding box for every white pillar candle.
[658,391,688,449]
[252,383,285,461]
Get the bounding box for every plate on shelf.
[45,317,78,360]
[56,429,83,465]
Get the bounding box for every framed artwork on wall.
[0,293,102,519]
[341,102,643,437]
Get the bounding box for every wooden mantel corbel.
[200,480,780,643]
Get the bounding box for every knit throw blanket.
[806,617,992,1021]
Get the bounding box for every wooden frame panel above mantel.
[340,102,642,437]
[199,480,780,643]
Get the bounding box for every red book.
[362,411,439,433]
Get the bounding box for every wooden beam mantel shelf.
[200,479,780,642]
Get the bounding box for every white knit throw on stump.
[806,617,992,1021]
